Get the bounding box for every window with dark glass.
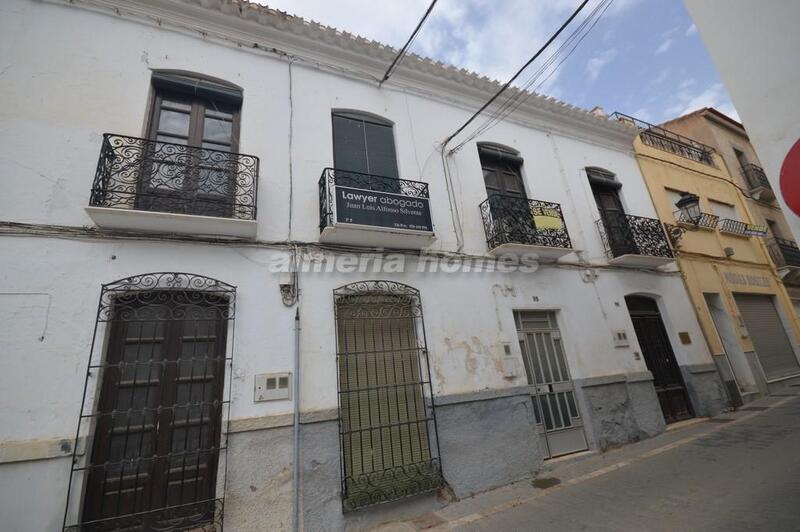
[478,143,534,244]
[142,73,243,217]
[332,111,399,180]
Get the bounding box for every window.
[63,273,236,531]
[478,143,526,199]
[665,188,688,213]
[708,199,739,221]
[334,282,443,511]
[142,72,243,217]
[733,147,749,169]
[332,111,398,179]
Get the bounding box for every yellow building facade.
[620,114,800,404]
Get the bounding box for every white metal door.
[515,311,587,458]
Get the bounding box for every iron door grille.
[334,281,443,511]
[63,273,236,531]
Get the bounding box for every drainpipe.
[292,305,301,532]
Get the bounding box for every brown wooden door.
[479,146,533,243]
[591,183,638,256]
[82,292,227,530]
[141,90,240,217]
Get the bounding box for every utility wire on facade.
[449,0,615,152]
[442,0,591,152]
[379,0,438,85]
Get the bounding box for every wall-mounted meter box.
[254,372,291,402]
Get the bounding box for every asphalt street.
[458,393,800,532]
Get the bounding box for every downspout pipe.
[292,305,301,531]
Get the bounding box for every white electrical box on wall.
[612,330,630,348]
[254,372,291,402]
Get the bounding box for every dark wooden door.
[591,184,637,256]
[479,147,534,243]
[82,292,227,530]
[625,296,693,424]
[141,90,240,217]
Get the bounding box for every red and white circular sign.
[781,138,800,216]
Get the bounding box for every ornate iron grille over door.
[63,273,235,531]
[334,281,444,511]
[625,296,693,424]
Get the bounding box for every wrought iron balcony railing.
[596,213,673,259]
[610,112,716,166]
[718,218,768,237]
[767,237,800,269]
[740,163,771,191]
[673,210,720,230]
[90,134,259,220]
[319,167,430,231]
[479,194,571,250]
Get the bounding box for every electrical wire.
[380,0,439,85]
[449,0,614,152]
[441,0,590,151]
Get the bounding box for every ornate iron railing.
[596,213,673,259]
[479,194,572,250]
[741,163,771,191]
[674,210,720,230]
[90,134,259,220]
[767,237,800,268]
[333,281,444,511]
[718,218,768,237]
[610,112,716,166]
[62,273,236,531]
[319,167,430,231]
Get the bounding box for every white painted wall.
[684,0,800,240]
[0,1,714,528]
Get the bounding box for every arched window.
[331,110,399,179]
[333,281,443,510]
[64,273,236,531]
[477,142,526,199]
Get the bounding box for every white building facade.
[683,0,800,241]
[0,1,728,530]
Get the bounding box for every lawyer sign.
[334,186,433,232]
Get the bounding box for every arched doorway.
[625,295,694,423]
[333,280,443,510]
[65,273,235,531]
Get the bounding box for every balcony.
[319,168,435,249]
[767,237,800,284]
[718,219,768,237]
[86,134,259,238]
[479,195,574,259]
[740,163,775,201]
[596,213,674,268]
[610,113,716,166]
[674,210,719,230]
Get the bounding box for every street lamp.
[675,193,701,224]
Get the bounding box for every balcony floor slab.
[488,243,576,261]
[85,206,257,239]
[608,254,675,269]
[319,223,435,250]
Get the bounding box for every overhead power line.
[448,0,614,152]
[442,0,590,150]
[380,0,439,85]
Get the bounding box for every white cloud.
[585,48,618,83]
[685,23,697,37]
[663,81,740,122]
[258,0,639,88]
[655,38,674,54]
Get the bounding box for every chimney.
[590,106,607,118]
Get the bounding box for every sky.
[257,0,739,124]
